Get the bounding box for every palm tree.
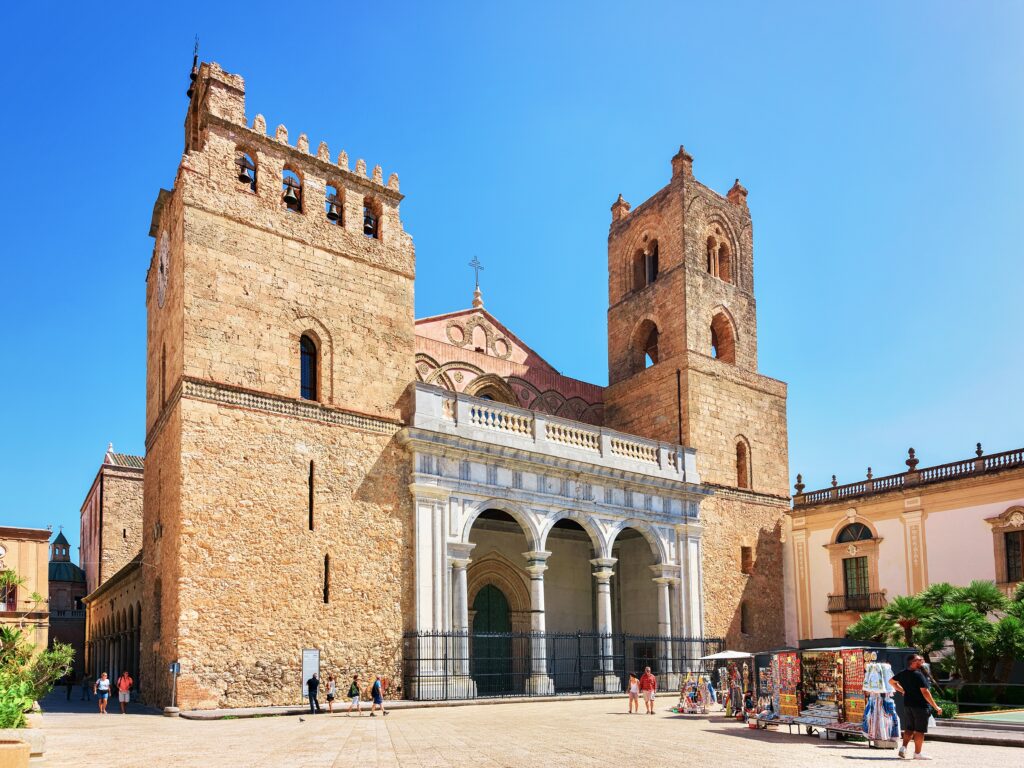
[925,603,993,681]
[991,616,1024,694]
[846,612,897,643]
[883,595,929,646]
[919,582,957,610]
[954,580,1009,616]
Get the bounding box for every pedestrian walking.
[369,675,388,717]
[325,674,337,714]
[80,671,91,701]
[306,672,321,714]
[63,672,73,700]
[116,670,133,714]
[889,654,942,760]
[346,674,362,716]
[627,673,640,713]
[94,672,111,714]
[639,666,658,715]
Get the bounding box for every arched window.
[643,326,659,368]
[631,240,659,292]
[325,184,343,224]
[235,150,256,192]
[706,229,735,285]
[710,312,736,364]
[836,523,873,543]
[363,197,380,239]
[300,334,318,401]
[282,168,303,213]
[736,440,750,489]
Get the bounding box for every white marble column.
[590,557,619,692]
[651,565,680,689]
[523,550,555,695]
[448,542,475,680]
[676,522,705,673]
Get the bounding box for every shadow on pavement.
[39,687,162,716]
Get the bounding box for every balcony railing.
[795,446,1024,507]
[411,383,700,484]
[827,592,886,613]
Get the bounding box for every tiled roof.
[52,530,70,547]
[49,561,86,584]
[108,453,144,470]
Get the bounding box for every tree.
[953,580,1009,616]
[919,582,957,610]
[0,569,74,728]
[845,612,897,644]
[990,615,1024,690]
[883,596,930,646]
[925,603,992,682]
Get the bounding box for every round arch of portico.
[607,519,672,565]
[460,498,543,552]
[539,510,608,559]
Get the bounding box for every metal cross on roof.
[468,256,484,288]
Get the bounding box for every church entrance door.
[471,584,513,695]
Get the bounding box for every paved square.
[41,698,1021,767]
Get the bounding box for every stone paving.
[39,695,1023,767]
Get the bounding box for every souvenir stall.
[861,658,900,747]
[696,650,753,717]
[672,672,712,715]
[798,649,843,728]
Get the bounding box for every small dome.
[49,561,86,584]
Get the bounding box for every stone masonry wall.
[700,491,788,650]
[173,399,411,708]
[99,469,143,585]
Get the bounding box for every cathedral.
[85,61,789,709]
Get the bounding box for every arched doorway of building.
[471,584,512,695]
[610,526,661,677]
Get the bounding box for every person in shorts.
[627,674,640,713]
[116,671,133,714]
[889,654,943,760]
[346,674,362,716]
[325,674,337,714]
[639,666,658,715]
[94,672,111,714]
[370,675,388,717]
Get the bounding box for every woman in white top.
[325,674,338,714]
[627,674,640,713]
[94,672,111,714]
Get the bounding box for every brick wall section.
[603,149,790,648]
[141,63,415,709]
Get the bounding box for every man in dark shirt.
[306,673,321,715]
[889,655,942,760]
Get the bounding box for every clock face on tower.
[157,231,170,308]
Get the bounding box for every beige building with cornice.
[785,445,1024,641]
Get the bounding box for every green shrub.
[933,698,958,719]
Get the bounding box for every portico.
[401,384,713,698]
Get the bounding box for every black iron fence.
[826,592,886,613]
[403,631,723,700]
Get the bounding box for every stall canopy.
[699,650,754,660]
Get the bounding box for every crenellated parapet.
[170,61,412,278]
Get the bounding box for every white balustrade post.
[590,557,619,693]
[523,550,554,695]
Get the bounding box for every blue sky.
[1,2,1022,555]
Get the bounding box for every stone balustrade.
[412,383,700,484]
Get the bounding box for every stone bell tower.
[602,147,790,649]
[142,61,416,709]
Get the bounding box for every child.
[627,673,640,713]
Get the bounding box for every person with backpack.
[346,674,362,716]
[369,675,388,717]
